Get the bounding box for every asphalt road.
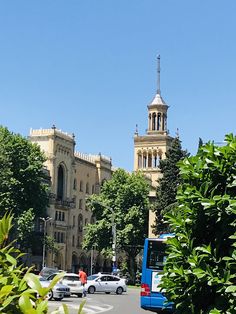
[48,287,149,314]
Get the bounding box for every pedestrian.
[78,267,87,297]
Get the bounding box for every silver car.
[85,274,127,295]
[39,276,71,300]
[47,272,83,297]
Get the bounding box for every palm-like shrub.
[0,212,85,313]
[161,134,236,314]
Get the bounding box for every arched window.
[78,214,83,232]
[148,153,152,168]
[73,178,77,190]
[86,183,89,194]
[143,154,147,168]
[152,113,156,130]
[138,153,142,168]
[157,113,161,130]
[57,164,64,200]
[163,114,167,131]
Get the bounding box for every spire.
[157,55,161,95]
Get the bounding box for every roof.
[149,93,166,106]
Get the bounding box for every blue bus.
[140,234,174,313]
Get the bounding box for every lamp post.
[110,207,117,273]
[40,217,52,268]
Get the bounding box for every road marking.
[49,301,113,313]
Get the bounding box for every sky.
[1,0,236,171]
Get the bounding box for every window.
[57,164,64,200]
[79,199,83,209]
[86,183,89,194]
[72,235,75,247]
[80,181,83,192]
[73,179,77,190]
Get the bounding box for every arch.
[157,113,161,130]
[148,152,152,168]
[73,178,77,190]
[86,182,89,194]
[72,252,79,273]
[143,151,147,168]
[152,113,156,130]
[57,164,65,200]
[138,152,142,168]
[78,214,83,232]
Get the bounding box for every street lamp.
[40,217,52,268]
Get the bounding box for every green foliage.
[153,137,188,234]
[161,134,236,313]
[16,208,35,250]
[0,126,49,219]
[45,235,59,255]
[83,168,150,280]
[0,212,86,314]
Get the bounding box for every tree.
[0,126,49,244]
[83,168,150,282]
[161,134,236,313]
[153,137,188,235]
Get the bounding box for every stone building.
[133,56,173,237]
[29,126,113,273]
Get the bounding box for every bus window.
[147,240,167,270]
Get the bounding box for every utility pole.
[40,217,52,268]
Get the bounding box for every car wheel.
[105,292,111,294]
[77,293,83,298]
[116,287,123,295]
[54,297,63,301]
[46,290,53,300]
[88,286,95,294]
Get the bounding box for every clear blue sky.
[1,1,236,171]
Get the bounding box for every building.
[29,126,113,273]
[133,56,173,237]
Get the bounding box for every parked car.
[39,267,62,278]
[85,274,127,295]
[39,276,71,301]
[47,272,83,297]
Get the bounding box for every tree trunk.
[127,252,137,285]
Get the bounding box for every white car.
[39,276,71,300]
[47,272,83,297]
[85,274,127,295]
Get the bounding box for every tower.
[133,56,173,236]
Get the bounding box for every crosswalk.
[49,299,113,313]
[68,303,113,313]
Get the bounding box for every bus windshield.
[147,240,167,270]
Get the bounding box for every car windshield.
[87,275,99,280]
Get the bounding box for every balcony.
[49,193,76,209]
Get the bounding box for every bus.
[140,234,174,313]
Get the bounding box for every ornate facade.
[134,56,173,236]
[29,127,113,273]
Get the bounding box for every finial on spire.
[135,124,139,135]
[157,55,161,95]
[176,128,179,138]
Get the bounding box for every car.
[47,272,83,297]
[40,267,62,278]
[85,273,127,295]
[39,276,71,301]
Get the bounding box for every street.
[49,287,148,314]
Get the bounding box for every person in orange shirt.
[78,267,87,297]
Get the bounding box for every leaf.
[225,285,236,293]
